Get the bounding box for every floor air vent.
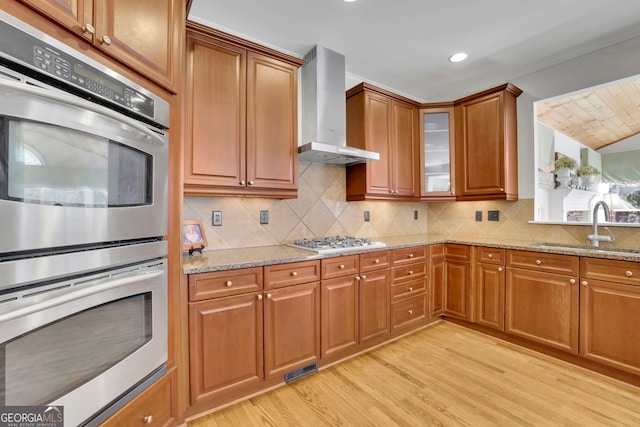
[284,362,318,383]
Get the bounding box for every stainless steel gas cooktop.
[289,236,386,254]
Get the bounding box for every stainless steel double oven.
[0,10,169,427]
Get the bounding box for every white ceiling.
[188,0,640,102]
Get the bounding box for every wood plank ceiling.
[537,77,640,151]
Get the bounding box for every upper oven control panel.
[0,10,169,129]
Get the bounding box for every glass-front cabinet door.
[420,107,455,199]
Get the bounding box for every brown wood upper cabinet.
[346,83,419,201]
[454,83,521,200]
[420,106,456,200]
[184,23,303,199]
[18,0,181,91]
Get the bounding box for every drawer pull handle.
[374,259,380,264]
[291,271,298,277]
[408,309,413,315]
[535,259,542,265]
[408,270,414,275]
[144,415,153,424]
[569,278,576,284]
[408,287,413,292]
[488,253,494,259]
[226,280,233,287]
[408,254,414,258]
[581,281,588,287]
[257,294,263,300]
[626,271,633,277]
[498,267,503,272]
[339,264,345,270]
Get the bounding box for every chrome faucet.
[586,201,615,247]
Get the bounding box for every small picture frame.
[183,220,208,254]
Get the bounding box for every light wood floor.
[188,321,640,426]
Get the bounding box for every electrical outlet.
[414,210,419,220]
[364,211,370,222]
[212,211,222,226]
[475,211,482,221]
[260,210,269,224]
[488,210,500,221]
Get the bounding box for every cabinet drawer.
[264,260,320,290]
[445,244,471,260]
[476,247,505,265]
[392,262,426,282]
[360,250,391,272]
[391,278,426,301]
[189,267,263,301]
[392,246,426,265]
[581,257,640,286]
[506,250,578,275]
[101,369,174,427]
[391,294,426,329]
[322,255,359,279]
[429,244,445,258]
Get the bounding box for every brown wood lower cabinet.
[580,257,640,376]
[359,268,391,345]
[429,244,445,317]
[474,247,506,330]
[263,282,320,381]
[443,244,471,320]
[505,250,579,354]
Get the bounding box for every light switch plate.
[260,210,269,224]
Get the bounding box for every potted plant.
[553,156,577,188]
[576,165,600,177]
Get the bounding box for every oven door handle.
[0,78,166,145]
[0,267,164,324]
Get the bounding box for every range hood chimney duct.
[299,46,379,165]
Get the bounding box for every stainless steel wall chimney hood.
[299,46,379,165]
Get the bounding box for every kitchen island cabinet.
[505,250,579,354]
[580,257,640,376]
[346,83,419,201]
[184,23,303,199]
[17,0,181,91]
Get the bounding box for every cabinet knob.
[581,280,588,287]
[267,293,272,299]
[374,259,380,264]
[408,253,414,258]
[408,270,414,275]
[291,271,298,276]
[408,309,413,315]
[569,278,576,284]
[257,294,263,300]
[144,415,153,424]
[83,23,96,35]
[361,274,367,280]
[626,271,633,277]
[408,287,413,292]
[355,276,361,281]
[339,264,345,270]
[500,187,504,192]
[248,180,254,185]
[100,35,112,45]
[498,267,503,272]
[535,259,542,265]
[488,253,494,259]
[225,280,233,287]
[239,180,245,185]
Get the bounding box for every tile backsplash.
[184,163,640,251]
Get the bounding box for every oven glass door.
[5,120,152,208]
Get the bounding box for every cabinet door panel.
[188,293,263,405]
[321,277,359,360]
[264,282,319,381]
[392,100,417,196]
[506,268,578,353]
[429,257,444,316]
[475,263,505,330]
[359,269,391,344]
[580,279,640,375]
[247,53,298,190]
[365,93,392,194]
[444,259,470,320]
[94,0,178,89]
[185,36,246,187]
[18,0,93,40]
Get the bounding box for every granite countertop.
[183,234,640,274]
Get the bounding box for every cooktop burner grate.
[289,236,386,254]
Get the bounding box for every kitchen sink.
[530,242,640,255]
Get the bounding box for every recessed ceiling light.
[344,0,357,2]
[449,52,468,63]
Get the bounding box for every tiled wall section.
[184,163,640,251]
